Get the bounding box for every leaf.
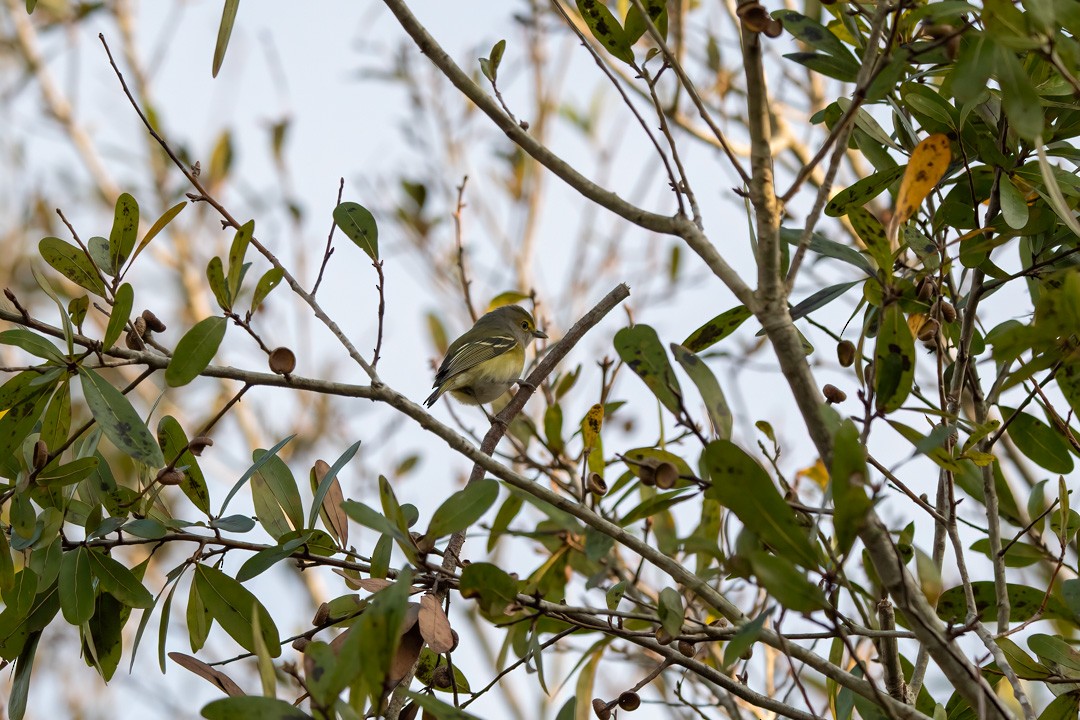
[157,416,211,515]
[8,631,40,720]
[59,547,95,625]
[1003,407,1074,474]
[212,0,240,78]
[825,165,907,217]
[0,329,64,363]
[772,10,857,62]
[108,193,139,273]
[129,201,186,266]
[788,282,861,323]
[103,282,133,351]
[333,201,379,261]
[418,593,455,654]
[703,440,819,568]
[309,460,348,546]
[779,227,876,276]
[581,402,604,455]
[35,457,99,487]
[207,256,230,310]
[748,551,827,612]
[425,478,499,540]
[88,236,113,277]
[236,534,311,582]
[782,52,858,82]
[575,0,634,65]
[79,368,164,467]
[403,693,482,720]
[225,221,254,303]
[891,133,952,229]
[657,587,683,638]
[251,451,302,539]
[994,44,1044,142]
[88,550,153,608]
[38,237,106,296]
[201,697,310,719]
[250,268,283,314]
[165,316,228,387]
[479,39,506,83]
[170,652,246,697]
[682,306,752,352]
[624,0,667,44]
[936,583,1073,623]
[307,439,361,530]
[220,436,296,516]
[486,290,530,310]
[194,564,280,657]
[671,344,732,439]
[831,420,871,555]
[614,325,682,415]
[723,612,767,669]
[999,175,1031,230]
[341,500,410,545]
[874,304,916,412]
[846,207,893,270]
[459,562,519,616]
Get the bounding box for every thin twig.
[312,177,345,296]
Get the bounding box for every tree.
[1,0,1080,718]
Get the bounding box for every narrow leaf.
[165,316,228,387]
[78,368,164,467]
[212,0,240,78]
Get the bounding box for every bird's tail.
[423,387,442,407]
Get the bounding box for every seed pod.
[916,276,936,302]
[917,318,940,342]
[938,300,957,323]
[638,463,657,487]
[678,640,695,657]
[618,691,641,712]
[823,384,847,404]
[737,2,771,32]
[269,347,296,374]
[133,315,147,338]
[837,340,856,367]
[654,625,674,645]
[33,439,48,470]
[449,629,460,653]
[156,468,185,486]
[654,462,678,490]
[313,603,330,626]
[763,17,784,38]
[141,309,167,333]
[592,699,611,720]
[188,436,214,456]
[291,637,310,652]
[431,664,453,690]
[588,472,608,497]
[125,329,145,350]
[399,703,419,720]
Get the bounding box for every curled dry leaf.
[418,593,455,654]
[168,652,246,697]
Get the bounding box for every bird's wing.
[433,333,517,386]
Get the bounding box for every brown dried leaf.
[390,623,425,686]
[418,593,455,654]
[168,652,246,697]
[312,459,348,547]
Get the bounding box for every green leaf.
[35,457,99,487]
[59,547,95,625]
[78,368,164,467]
[936,583,1074,623]
[8,631,40,720]
[341,500,411,545]
[108,193,139,273]
[207,256,230,310]
[157,416,211,515]
[404,692,483,720]
[219,435,295,515]
[826,165,907,217]
[194,564,280,657]
[575,0,634,65]
[479,39,506,83]
[38,237,106,296]
[748,551,827,612]
[333,201,379,261]
[846,207,892,270]
[88,236,113,277]
[682,305,752,352]
[780,227,876,275]
[1029,634,1080,672]
[236,534,311,582]
[994,44,1044,141]
[165,316,228,387]
[307,439,361,530]
[874,304,916,412]
[0,329,64,363]
[202,697,312,720]
[772,10,857,62]
[227,220,253,300]
[703,440,819,568]
[425,478,499,540]
[788,282,861,323]
[1037,693,1080,720]
[657,587,683,638]
[995,636,1051,680]
[723,611,766,668]
[250,268,283,314]
[831,420,871,555]
[459,562,519,616]
[952,34,995,105]
[614,324,682,416]
[212,0,240,78]
[88,550,153,608]
[251,450,302,539]
[999,175,1030,230]
[671,344,732,439]
[624,0,667,44]
[103,282,133,351]
[129,201,186,267]
[782,52,858,82]
[187,578,212,653]
[1003,406,1074,474]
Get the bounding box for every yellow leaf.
[487,291,530,311]
[581,403,604,454]
[796,458,829,490]
[907,312,929,337]
[888,133,951,244]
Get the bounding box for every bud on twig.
[837,340,856,367]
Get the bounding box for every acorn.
[654,462,678,490]
[142,309,167,333]
[737,3,771,33]
[431,664,454,690]
[291,637,310,652]
[837,340,856,367]
[938,300,957,323]
[917,318,940,342]
[587,472,608,497]
[312,603,331,626]
[268,347,296,374]
[618,692,641,712]
[678,640,695,657]
[592,699,611,720]
[823,384,847,404]
[449,629,460,653]
[156,468,185,486]
[33,439,48,470]
[916,276,936,303]
[654,625,674,645]
[763,17,784,38]
[188,436,214,456]
[125,329,145,350]
[638,463,657,487]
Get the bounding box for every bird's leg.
[483,406,507,428]
[515,378,537,392]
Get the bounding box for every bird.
[424,305,547,408]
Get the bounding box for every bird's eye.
[521,321,529,330]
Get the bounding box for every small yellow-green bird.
[424,305,547,407]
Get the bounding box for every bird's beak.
[533,329,548,339]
